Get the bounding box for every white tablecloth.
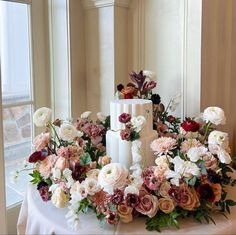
[17,184,236,235]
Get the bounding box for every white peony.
[187,146,208,162]
[98,163,129,194]
[97,112,107,123]
[131,116,147,132]
[51,187,69,208]
[33,107,52,127]
[208,130,229,149]
[81,111,92,119]
[59,122,78,142]
[203,107,226,125]
[124,185,139,197]
[83,178,100,196]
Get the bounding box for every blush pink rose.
[54,156,69,171]
[39,154,58,178]
[135,194,159,218]
[33,133,51,151]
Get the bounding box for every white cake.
[106,99,158,168]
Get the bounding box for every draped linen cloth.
[17,184,236,235]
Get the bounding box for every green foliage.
[193,203,216,224]
[130,131,140,142]
[104,116,110,129]
[84,139,105,162]
[80,153,92,166]
[146,211,180,232]
[78,198,90,213]
[29,170,43,184]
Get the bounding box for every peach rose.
[33,132,51,151]
[98,155,111,166]
[178,185,200,211]
[117,204,133,223]
[159,181,171,198]
[159,197,175,214]
[39,154,58,178]
[55,156,69,171]
[135,194,159,218]
[211,183,222,202]
[202,153,218,170]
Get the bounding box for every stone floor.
[5,141,31,207]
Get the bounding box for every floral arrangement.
[14,70,236,232]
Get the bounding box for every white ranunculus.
[124,185,139,197]
[59,123,78,142]
[187,146,208,162]
[143,70,156,79]
[81,111,92,119]
[131,116,147,132]
[203,107,226,125]
[155,155,170,166]
[98,163,129,194]
[51,187,69,208]
[208,130,229,149]
[217,148,232,164]
[83,178,100,196]
[33,107,52,127]
[97,112,107,123]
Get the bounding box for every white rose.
[124,185,139,197]
[98,163,129,194]
[81,111,92,119]
[143,70,156,79]
[59,123,78,141]
[97,112,107,123]
[83,178,100,196]
[131,116,147,132]
[155,155,169,166]
[208,130,229,149]
[86,169,100,180]
[187,146,208,162]
[217,148,231,164]
[33,107,52,127]
[203,107,226,125]
[51,187,69,208]
[70,181,88,201]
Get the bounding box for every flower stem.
[48,122,61,146]
[203,121,211,142]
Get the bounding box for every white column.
[82,0,131,115]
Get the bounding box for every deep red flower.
[119,113,131,123]
[120,129,131,141]
[144,80,157,90]
[167,115,176,123]
[110,189,124,205]
[125,193,141,208]
[197,183,215,202]
[181,119,200,132]
[124,93,134,99]
[117,84,124,92]
[28,151,46,163]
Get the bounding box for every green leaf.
[130,131,140,141]
[225,200,236,206]
[29,170,43,185]
[80,153,92,166]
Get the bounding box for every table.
[17,184,236,235]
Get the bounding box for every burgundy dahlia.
[119,113,131,124]
[197,183,215,202]
[110,189,124,205]
[181,119,200,132]
[151,94,161,105]
[117,84,125,92]
[37,182,51,202]
[125,193,140,208]
[120,128,131,141]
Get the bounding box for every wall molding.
[82,0,131,9]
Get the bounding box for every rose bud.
[181,119,200,132]
[119,113,131,123]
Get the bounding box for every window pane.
[0,1,31,104]
[3,105,32,207]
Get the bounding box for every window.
[0,0,33,207]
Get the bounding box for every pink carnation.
[180,139,202,153]
[150,137,177,155]
[33,132,51,151]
